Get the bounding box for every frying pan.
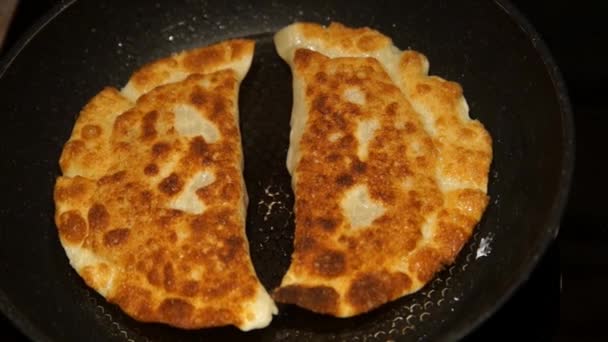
[0,0,574,340]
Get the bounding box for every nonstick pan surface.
[0,0,573,341]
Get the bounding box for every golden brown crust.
[346,271,412,313]
[123,39,254,100]
[399,51,492,192]
[273,285,340,315]
[54,41,275,329]
[274,23,492,317]
[298,22,391,54]
[59,88,133,179]
[57,210,88,244]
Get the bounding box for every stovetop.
[1,1,606,341]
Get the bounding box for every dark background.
[1,0,606,341]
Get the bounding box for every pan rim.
[0,0,575,341]
[447,0,575,340]
[0,1,79,340]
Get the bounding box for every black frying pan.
[0,0,574,341]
